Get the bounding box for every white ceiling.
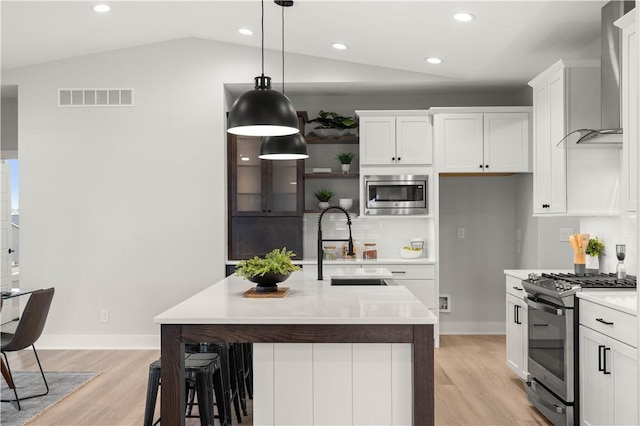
[1,1,608,93]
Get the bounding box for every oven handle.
[526,298,564,316]
[528,381,566,414]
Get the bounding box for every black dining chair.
[1,287,55,410]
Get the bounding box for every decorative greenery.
[335,152,355,164]
[585,237,605,257]
[314,188,334,202]
[309,110,357,130]
[234,248,301,279]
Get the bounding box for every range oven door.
[526,296,574,403]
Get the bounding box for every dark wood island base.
[161,323,434,425]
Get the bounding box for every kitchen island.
[154,272,437,425]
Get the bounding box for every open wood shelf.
[305,135,359,145]
[304,173,359,179]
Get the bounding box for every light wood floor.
[3,335,551,425]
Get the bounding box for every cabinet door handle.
[397,157,401,161]
[598,345,605,372]
[515,305,521,325]
[603,347,611,375]
[479,164,484,169]
[596,318,614,326]
[392,157,396,161]
[485,164,489,169]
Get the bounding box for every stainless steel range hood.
[566,0,635,145]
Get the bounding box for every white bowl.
[338,198,353,210]
[400,248,423,259]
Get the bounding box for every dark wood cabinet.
[227,113,306,260]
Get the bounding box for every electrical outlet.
[457,227,465,239]
[560,228,574,242]
[100,309,110,323]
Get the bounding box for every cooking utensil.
[579,234,590,254]
[569,234,579,254]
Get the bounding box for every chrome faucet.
[317,205,354,280]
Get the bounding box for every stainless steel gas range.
[521,272,636,426]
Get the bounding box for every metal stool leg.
[143,363,161,426]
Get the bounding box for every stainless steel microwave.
[364,175,428,215]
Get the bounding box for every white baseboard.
[36,334,160,350]
[439,321,506,335]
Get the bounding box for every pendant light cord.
[261,0,265,77]
[282,4,285,93]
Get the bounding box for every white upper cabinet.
[434,110,530,173]
[616,11,638,212]
[530,67,569,214]
[529,59,621,216]
[356,111,432,166]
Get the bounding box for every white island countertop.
[154,271,437,325]
[577,291,638,316]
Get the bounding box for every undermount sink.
[330,278,388,286]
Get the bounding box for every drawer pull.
[512,286,522,291]
[391,271,407,274]
[596,318,614,326]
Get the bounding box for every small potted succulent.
[585,237,605,273]
[335,152,355,174]
[314,188,334,210]
[308,110,358,137]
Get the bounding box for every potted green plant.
[235,247,301,292]
[585,236,605,273]
[335,152,355,174]
[308,110,358,137]
[314,188,334,210]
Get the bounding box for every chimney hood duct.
[561,0,635,146]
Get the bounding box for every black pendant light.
[259,1,308,160]
[227,0,299,137]
[259,133,308,159]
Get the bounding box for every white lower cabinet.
[506,293,528,379]
[378,264,438,345]
[579,301,638,426]
[505,275,528,379]
[254,343,412,426]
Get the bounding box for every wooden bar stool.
[144,352,226,426]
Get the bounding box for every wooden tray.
[243,287,290,298]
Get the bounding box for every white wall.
[438,176,517,334]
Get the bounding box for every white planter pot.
[318,202,330,210]
[341,164,351,174]
[586,255,600,273]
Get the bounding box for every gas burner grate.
[540,272,636,288]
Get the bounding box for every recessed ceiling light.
[93,4,111,13]
[238,28,253,36]
[240,156,250,162]
[453,12,475,22]
[426,57,443,64]
[332,43,348,50]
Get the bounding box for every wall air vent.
[58,88,134,107]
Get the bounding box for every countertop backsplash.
[302,213,434,261]
[580,215,638,275]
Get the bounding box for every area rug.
[1,371,100,426]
